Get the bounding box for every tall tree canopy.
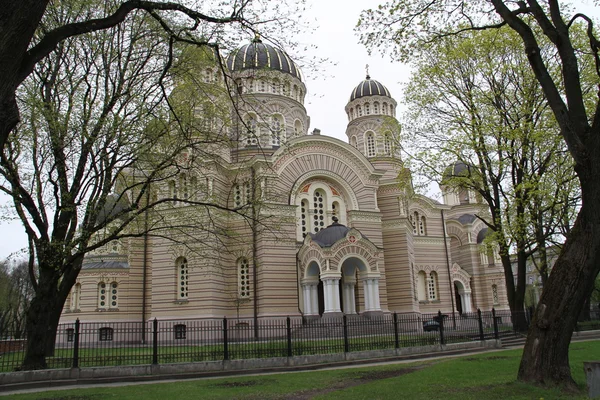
[358,0,600,388]
[0,0,304,154]
[403,26,578,329]
[0,0,306,370]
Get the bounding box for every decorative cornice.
[347,210,382,223]
[413,236,447,246]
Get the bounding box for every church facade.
[60,39,508,326]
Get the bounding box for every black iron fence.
[0,308,559,373]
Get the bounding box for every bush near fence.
[0,308,548,373]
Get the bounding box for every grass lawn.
[5,341,600,400]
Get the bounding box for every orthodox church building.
[60,39,508,325]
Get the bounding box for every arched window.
[244,182,251,204]
[204,68,213,83]
[177,257,189,300]
[271,79,279,94]
[238,258,251,298]
[350,136,358,148]
[409,212,417,235]
[245,114,258,146]
[357,105,363,117]
[174,324,187,339]
[284,82,290,97]
[384,133,392,155]
[492,284,499,305]
[180,174,188,201]
[365,103,371,115]
[409,211,426,236]
[109,282,118,308]
[97,282,107,309]
[70,283,81,311]
[428,272,438,300]
[169,180,177,203]
[349,108,354,120]
[234,184,243,208]
[331,201,340,224]
[374,102,380,114]
[382,102,388,115]
[270,114,283,146]
[259,79,266,92]
[301,199,308,237]
[419,216,427,236]
[99,327,113,341]
[366,132,376,157]
[313,190,326,233]
[417,271,427,301]
[294,120,303,136]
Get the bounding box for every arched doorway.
[341,256,381,315]
[454,282,463,314]
[301,261,322,316]
[453,280,472,313]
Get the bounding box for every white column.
[323,278,341,314]
[462,291,472,313]
[323,280,333,313]
[343,283,356,314]
[373,279,381,311]
[362,278,382,312]
[363,279,372,311]
[303,285,311,315]
[332,279,341,313]
[310,284,319,315]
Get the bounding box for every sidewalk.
[2,332,599,397]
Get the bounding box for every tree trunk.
[579,296,591,322]
[518,175,600,388]
[21,268,67,370]
[0,1,48,151]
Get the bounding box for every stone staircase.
[501,329,600,348]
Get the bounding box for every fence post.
[438,310,445,345]
[393,312,399,349]
[477,309,485,341]
[72,319,80,369]
[343,315,349,353]
[492,308,499,340]
[223,317,229,361]
[286,316,292,357]
[152,318,158,365]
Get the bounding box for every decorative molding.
[413,236,447,246]
[414,264,442,274]
[273,138,382,184]
[450,263,472,290]
[347,210,382,223]
[289,171,360,210]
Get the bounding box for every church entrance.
[318,280,325,315]
[453,280,472,313]
[454,282,463,314]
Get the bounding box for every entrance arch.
[454,280,472,314]
[450,263,472,314]
[298,221,383,317]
